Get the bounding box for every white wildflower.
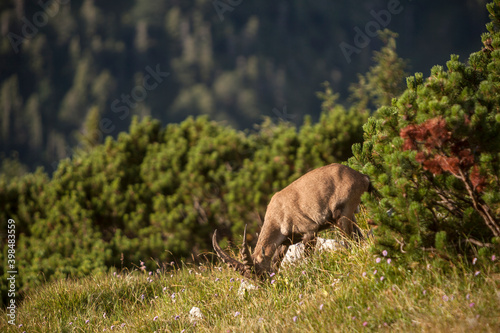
[237,280,258,299]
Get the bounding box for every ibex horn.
[212,227,254,277]
[240,225,253,274]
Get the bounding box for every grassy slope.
[1,232,499,333]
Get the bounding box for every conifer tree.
[76,106,102,152]
[349,29,408,112]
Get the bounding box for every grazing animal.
[212,163,373,278]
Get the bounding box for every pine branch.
[457,169,500,237]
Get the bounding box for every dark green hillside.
[0,0,489,172]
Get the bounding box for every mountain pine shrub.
[350,0,500,261]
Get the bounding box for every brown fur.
[212,163,371,278]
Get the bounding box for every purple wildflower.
[387,258,392,264]
[319,304,324,310]
[293,316,298,322]
[492,255,496,262]
[472,257,477,265]
[234,312,241,317]
[376,257,381,263]
[442,295,449,302]
[153,316,158,321]
[474,271,480,276]
[363,321,368,326]
[469,302,475,307]
[382,250,388,257]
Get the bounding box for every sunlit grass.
[1,230,499,332]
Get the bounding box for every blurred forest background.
[0,0,489,174]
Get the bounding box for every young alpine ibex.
[212,163,373,278]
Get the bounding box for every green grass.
[1,234,499,332]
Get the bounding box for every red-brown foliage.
[400,117,451,152]
[435,154,460,175]
[400,117,485,192]
[425,117,451,148]
[469,165,487,193]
